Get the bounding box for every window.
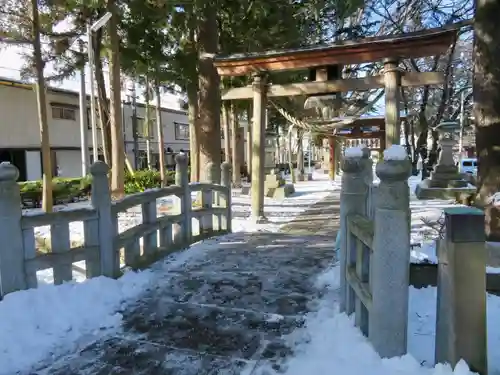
[175,122,189,140]
[137,117,155,139]
[86,108,101,129]
[51,105,76,121]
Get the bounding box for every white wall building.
[0,77,192,181]
[0,77,257,181]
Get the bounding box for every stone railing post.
[174,154,191,243]
[0,162,26,296]
[221,162,232,232]
[90,161,118,278]
[360,146,375,217]
[200,162,217,234]
[435,207,487,375]
[360,146,373,183]
[340,148,369,313]
[369,148,411,358]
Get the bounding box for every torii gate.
[213,25,458,222]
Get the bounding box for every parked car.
[458,158,477,176]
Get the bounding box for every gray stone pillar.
[339,149,369,313]
[251,73,267,223]
[0,162,26,295]
[369,155,411,358]
[173,154,191,243]
[200,162,217,234]
[435,207,487,375]
[90,161,118,277]
[383,59,402,147]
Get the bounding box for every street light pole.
[86,12,112,163]
[87,22,99,163]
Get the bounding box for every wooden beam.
[221,72,444,100]
[336,131,385,139]
[214,27,458,76]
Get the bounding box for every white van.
[458,158,477,176]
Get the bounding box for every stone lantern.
[415,121,475,200]
[263,129,295,198]
[264,129,277,175]
[428,121,466,188]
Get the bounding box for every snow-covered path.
[2,170,500,374]
[0,173,336,375]
[26,194,341,375]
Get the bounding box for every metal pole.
[131,81,139,169]
[78,40,89,175]
[87,23,99,163]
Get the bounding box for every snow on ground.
[0,244,211,375]
[0,172,336,374]
[3,170,500,375]
[406,174,500,274]
[230,170,334,233]
[255,265,500,375]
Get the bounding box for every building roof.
[0,76,187,115]
[214,24,461,76]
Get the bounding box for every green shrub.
[19,169,178,207]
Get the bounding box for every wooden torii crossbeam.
[213,24,460,222]
[221,72,444,100]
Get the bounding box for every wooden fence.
[0,154,232,297]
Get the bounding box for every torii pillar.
[323,65,342,179]
[383,59,402,146]
[250,72,267,223]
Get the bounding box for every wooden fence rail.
[0,154,232,297]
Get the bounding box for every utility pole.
[79,40,89,175]
[155,76,166,185]
[87,22,99,163]
[145,76,152,169]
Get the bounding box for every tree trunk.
[93,29,111,165]
[31,0,53,212]
[186,6,199,183]
[187,81,199,182]
[474,0,500,240]
[197,2,221,182]
[107,0,125,196]
[155,77,166,185]
[288,127,295,183]
[276,126,281,164]
[297,129,304,177]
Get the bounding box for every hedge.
[19,170,178,209]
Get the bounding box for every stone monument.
[263,130,295,199]
[415,121,475,200]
